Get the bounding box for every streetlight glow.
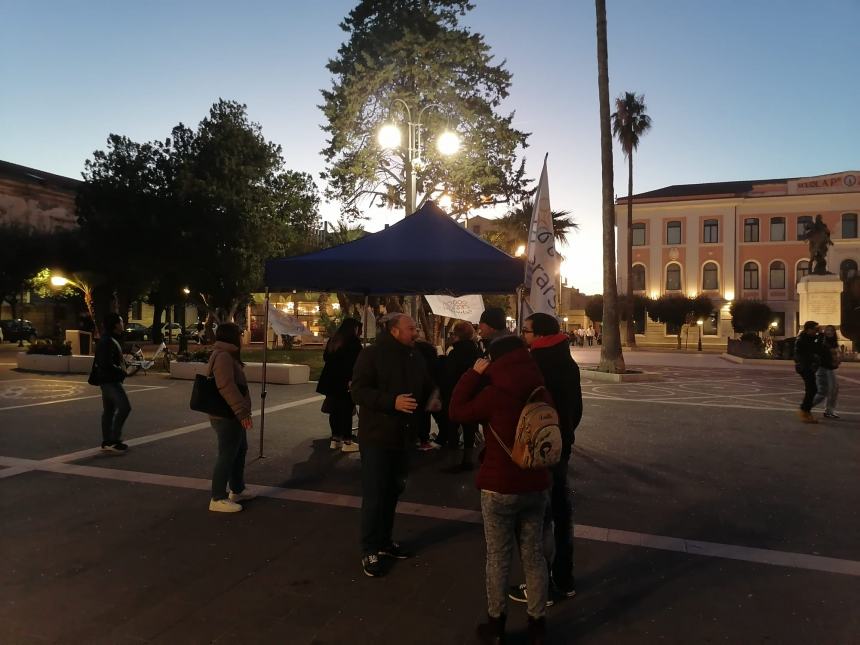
[436,130,460,156]
[438,194,453,211]
[182,287,190,295]
[515,244,526,257]
[377,123,402,150]
[50,276,70,287]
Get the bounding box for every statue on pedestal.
[801,214,833,275]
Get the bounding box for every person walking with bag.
[449,335,552,644]
[794,320,828,424]
[207,323,254,513]
[317,318,362,452]
[812,324,841,419]
[92,312,131,453]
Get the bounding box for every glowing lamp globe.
[436,130,460,156]
[377,124,402,150]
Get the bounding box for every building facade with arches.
[616,171,860,347]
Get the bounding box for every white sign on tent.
[424,295,485,323]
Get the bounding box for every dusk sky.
[3,0,857,295]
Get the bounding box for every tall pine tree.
[321,0,530,220]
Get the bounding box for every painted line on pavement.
[44,394,325,463]
[581,395,860,416]
[0,385,165,412]
[8,458,860,578]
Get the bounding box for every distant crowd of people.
[568,325,599,347]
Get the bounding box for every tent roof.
[264,201,523,295]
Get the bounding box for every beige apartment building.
[616,171,860,348]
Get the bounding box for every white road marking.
[44,395,325,463]
[0,385,165,412]
[3,457,857,578]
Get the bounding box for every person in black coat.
[350,314,434,577]
[441,320,482,471]
[510,312,582,603]
[317,318,362,451]
[794,320,828,423]
[92,312,132,453]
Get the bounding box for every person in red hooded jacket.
[449,335,550,645]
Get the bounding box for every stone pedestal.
[797,274,843,329]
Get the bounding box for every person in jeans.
[317,318,362,452]
[94,312,131,453]
[510,312,582,607]
[351,314,434,577]
[813,324,841,419]
[207,323,255,513]
[450,335,551,644]
[794,320,828,424]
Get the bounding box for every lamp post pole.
[697,319,703,352]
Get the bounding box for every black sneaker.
[101,442,128,453]
[362,554,384,577]
[551,580,577,599]
[379,542,412,559]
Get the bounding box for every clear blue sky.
[2,0,857,295]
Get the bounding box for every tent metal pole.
[516,286,524,333]
[259,288,270,458]
[362,294,369,345]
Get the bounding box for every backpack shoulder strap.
[487,424,513,459]
[527,386,547,404]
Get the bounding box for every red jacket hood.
[485,346,545,402]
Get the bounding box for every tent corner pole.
[259,287,270,458]
[362,293,369,345]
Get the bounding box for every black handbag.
[190,362,237,418]
[87,359,101,386]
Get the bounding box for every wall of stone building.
[0,177,78,231]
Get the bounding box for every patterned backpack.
[490,386,562,469]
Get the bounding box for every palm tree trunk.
[626,152,637,347]
[595,0,625,374]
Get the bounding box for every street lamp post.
[563,316,569,333]
[179,288,191,354]
[377,99,460,217]
[697,319,704,352]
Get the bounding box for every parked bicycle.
[123,341,178,376]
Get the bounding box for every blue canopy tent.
[264,201,523,295]
[256,201,523,455]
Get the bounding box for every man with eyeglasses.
[510,312,582,606]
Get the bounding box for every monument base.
[797,274,844,335]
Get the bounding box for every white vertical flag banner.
[525,156,560,316]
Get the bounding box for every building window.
[769,261,786,290]
[632,223,646,246]
[703,219,719,243]
[703,311,719,336]
[797,215,813,240]
[632,264,646,291]
[702,262,719,290]
[743,262,759,290]
[796,260,810,283]
[840,259,859,281]
[771,312,786,336]
[843,213,858,239]
[743,218,759,242]
[665,263,682,291]
[770,217,786,241]
[666,221,682,245]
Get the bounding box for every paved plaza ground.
[0,346,858,644]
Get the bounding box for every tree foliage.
[0,224,70,318]
[494,198,577,255]
[585,295,604,323]
[321,0,530,219]
[729,299,773,334]
[77,100,320,325]
[647,294,713,348]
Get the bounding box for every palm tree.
[612,91,652,348]
[595,0,625,373]
[497,198,578,255]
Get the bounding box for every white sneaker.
[209,498,242,513]
[330,439,342,449]
[228,490,256,503]
[341,441,359,453]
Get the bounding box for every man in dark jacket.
[351,313,434,577]
[92,312,131,453]
[441,320,482,471]
[510,312,582,605]
[794,320,827,424]
[477,306,513,356]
